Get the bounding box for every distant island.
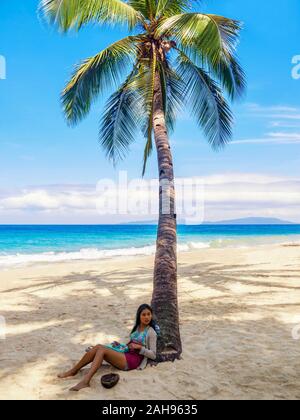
[203,217,295,225]
[126,217,295,225]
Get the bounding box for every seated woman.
[58,303,158,391]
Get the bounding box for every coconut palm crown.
[39,0,245,175]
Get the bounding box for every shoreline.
[1,243,300,399]
[1,236,300,271]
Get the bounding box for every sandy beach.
[1,243,300,400]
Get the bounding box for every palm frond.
[141,59,185,175]
[124,55,156,175]
[201,14,246,99]
[156,13,241,65]
[176,50,233,148]
[99,69,142,165]
[158,62,185,132]
[39,0,142,31]
[62,36,139,125]
[182,44,246,101]
[128,0,157,21]
[155,0,196,18]
[142,46,157,176]
[211,51,246,100]
[156,12,245,99]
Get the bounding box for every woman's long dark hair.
[130,304,160,335]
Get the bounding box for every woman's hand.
[128,343,143,350]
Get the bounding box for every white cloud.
[200,173,289,184]
[232,132,300,145]
[240,103,300,122]
[271,114,300,121]
[244,103,299,114]
[268,132,300,140]
[0,173,300,223]
[0,188,97,211]
[232,103,300,145]
[231,137,300,145]
[269,121,300,129]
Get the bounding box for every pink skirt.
[124,350,144,370]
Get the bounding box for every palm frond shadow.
[1,260,300,399]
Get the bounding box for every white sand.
[1,244,300,400]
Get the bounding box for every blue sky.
[0,0,300,223]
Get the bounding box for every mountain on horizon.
[203,217,295,225]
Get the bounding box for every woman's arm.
[138,330,157,360]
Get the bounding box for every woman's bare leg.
[58,345,101,378]
[70,347,127,392]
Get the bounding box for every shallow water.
[0,224,300,267]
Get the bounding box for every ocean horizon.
[1,224,300,268]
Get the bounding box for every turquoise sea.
[0,224,300,268]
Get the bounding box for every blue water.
[0,224,300,267]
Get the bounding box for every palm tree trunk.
[151,71,182,362]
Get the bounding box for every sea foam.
[1,236,300,268]
[0,241,210,268]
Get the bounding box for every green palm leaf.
[62,36,139,124]
[128,0,157,21]
[140,59,185,174]
[176,50,233,148]
[143,50,157,175]
[39,0,142,31]
[124,55,156,175]
[156,12,245,99]
[158,62,185,132]
[182,44,246,100]
[155,0,195,18]
[211,51,246,100]
[156,13,241,63]
[100,69,142,164]
[199,14,246,99]
[141,47,157,176]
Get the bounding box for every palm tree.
[39,0,245,362]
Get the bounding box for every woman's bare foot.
[58,368,77,379]
[69,379,90,392]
